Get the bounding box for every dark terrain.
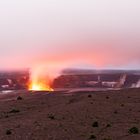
[0,88,140,140]
[53,70,140,89]
[0,70,140,140]
[0,70,140,91]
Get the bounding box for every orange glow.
[29,81,54,91]
[28,67,54,91]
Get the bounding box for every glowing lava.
[29,81,54,91]
[28,68,54,91]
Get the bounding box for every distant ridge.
[62,69,140,75]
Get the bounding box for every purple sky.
[0,0,140,71]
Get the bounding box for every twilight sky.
[0,0,140,72]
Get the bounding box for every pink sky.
[0,0,139,72]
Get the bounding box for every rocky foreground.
[0,89,140,140]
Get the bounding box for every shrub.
[9,109,20,113]
[92,121,99,127]
[106,96,109,99]
[89,134,96,139]
[48,114,55,120]
[114,111,118,114]
[121,104,124,107]
[17,96,23,100]
[128,127,139,134]
[6,129,12,135]
[106,124,111,128]
[88,95,92,98]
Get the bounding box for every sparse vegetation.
[106,96,109,99]
[17,96,23,100]
[121,104,124,107]
[48,114,55,120]
[128,127,139,134]
[0,83,139,139]
[6,129,12,135]
[114,111,118,114]
[106,124,111,128]
[89,134,96,139]
[92,121,99,127]
[62,116,65,120]
[88,94,92,98]
[5,115,9,118]
[9,109,20,113]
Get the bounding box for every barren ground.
[0,88,140,140]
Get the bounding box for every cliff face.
[0,71,29,90]
[0,70,140,90]
[52,73,140,89]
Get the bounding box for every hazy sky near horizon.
[0,0,140,71]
